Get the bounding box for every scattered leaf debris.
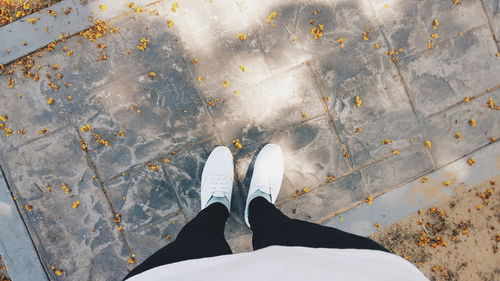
[381,139,392,145]
[72,201,80,208]
[354,96,362,107]
[292,187,310,199]
[365,196,374,205]
[136,37,150,51]
[265,11,277,24]
[237,33,248,40]
[147,162,160,171]
[310,23,324,39]
[61,182,71,193]
[424,140,432,149]
[469,119,477,127]
[232,138,243,149]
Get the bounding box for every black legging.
[124,197,388,280]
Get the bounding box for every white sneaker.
[200,146,234,210]
[244,143,284,227]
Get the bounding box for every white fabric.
[127,246,429,281]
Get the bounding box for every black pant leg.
[124,203,232,280]
[249,197,388,252]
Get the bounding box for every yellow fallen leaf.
[99,4,107,12]
[239,65,247,72]
[354,96,362,107]
[424,140,432,149]
[237,33,247,40]
[171,2,179,13]
[432,18,439,30]
[72,201,80,208]
[27,17,39,24]
[469,119,477,127]
[266,11,277,24]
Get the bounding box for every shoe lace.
[207,175,232,195]
[252,172,272,193]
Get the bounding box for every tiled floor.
[0,0,498,280]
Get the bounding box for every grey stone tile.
[372,0,488,55]
[422,89,500,167]
[227,233,253,253]
[54,16,216,180]
[310,47,420,168]
[206,64,327,144]
[398,25,500,119]
[104,163,182,231]
[128,0,273,94]
[1,126,91,200]
[0,127,129,281]
[243,0,383,71]
[361,138,435,195]
[0,63,70,151]
[234,117,351,204]
[278,171,368,222]
[126,213,187,265]
[162,140,250,239]
[0,168,48,281]
[482,0,500,48]
[163,0,254,48]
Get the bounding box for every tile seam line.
[305,60,354,169]
[316,139,498,224]
[275,142,417,207]
[161,160,190,223]
[102,135,218,183]
[368,3,442,170]
[72,125,134,255]
[11,123,71,151]
[425,84,500,120]
[181,55,225,145]
[480,0,500,52]
[0,163,51,280]
[366,0,421,127]
[393,24,489,61]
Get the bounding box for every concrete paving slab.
[104,162,182,232]
[234,117,351,204]
[279,171,368,222]
[422,89,500,167]
[323,140,499,236]
[0,67,70,152]
[0,126,129,281]
[482,0,500,49]
[49,15,218,181]
[371,0,488,55]
[0,168,48,281]
[360,137,435,195]
[206,63,327,144]
[398,25,500,119]
[169,0,273,93]
[310,46,420,168]
[242,0,382,71]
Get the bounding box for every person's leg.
[124,203,231,280]
[249,197,389,252]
